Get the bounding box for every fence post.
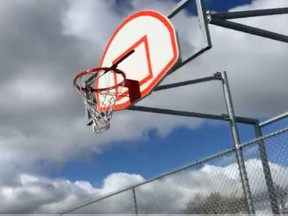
[132,187,138,215]
[253,123,280,214]
[220,71,255,214]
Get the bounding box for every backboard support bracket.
[128,105,258,125]
[209,7,288,44]
[129,72,257,127]
[167,0,212,73]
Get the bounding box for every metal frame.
[209,8,288,43]
[260,112,288,128]
[221,71,255,213]
[127,4,288,214]
[128,73,288,214]
[132,187,138,215]
[129,72,255,214]
[254,122,280,214]
[68,2,288,215]
[167,0,212,72]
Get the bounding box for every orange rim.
[73,67,126,93]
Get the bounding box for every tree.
[275,184,288,214]
[184,192,248,214]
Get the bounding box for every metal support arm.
[154,73,221,92]
[129,72,257,125]
[211,7,288,19]
[210,18,288,43]
[128,106,257,125]
[209,7,288,44]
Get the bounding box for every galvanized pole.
[132,187,138,215]
[254,123,280,214]
[220,71,255,214]
[260,111,288,127]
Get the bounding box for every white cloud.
[101,172,145,194]
[0,0,287,213]
[0,159,287,213]
[0,0,286,163]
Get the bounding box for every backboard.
[74,0,212,132]
[98,10,180,111]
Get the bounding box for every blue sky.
[0,0,287,213]
[54,0,287,186]
[59,117,287,186]
[114,0,253,12]
[205,0,252,11]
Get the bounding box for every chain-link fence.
[62,127,288,215]
[242,128,288,214]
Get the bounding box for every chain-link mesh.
[135,150,248,214]
[62,128,288,215]
[241,128,288,214]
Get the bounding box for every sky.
[0,0,287,214]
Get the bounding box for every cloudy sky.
[0,0,287,214]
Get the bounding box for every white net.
[74,68,126,133]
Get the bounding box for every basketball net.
[74,67,126,133]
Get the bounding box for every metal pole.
[221,71,255,214]
[210,18,288,44]
[167,0,192,19]
[166,0,212,74]
[260,111,288,127]
[211,7,288,19]
[253,123,280,214]
[132,187,138,215]
[128,105,257,124]
[154,74,220,92]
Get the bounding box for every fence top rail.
[260,112,288,127]
[240,127,288,148]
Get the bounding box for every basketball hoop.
[73,67,127,133]
[73,50,141,133]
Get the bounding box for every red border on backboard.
[99,10,179,111]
